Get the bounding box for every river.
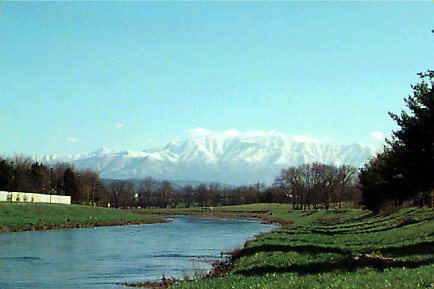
[0,216,277,288]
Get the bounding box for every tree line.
[0,155,362,209]
[0,156,103,205]
[275,164,359,210]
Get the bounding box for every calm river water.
[0,216,277,288]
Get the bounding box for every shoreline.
[120,214,281,288]
[120,245,241,289]
[1,204,287,233]
[0,203,165,233]
[136,209,293,227]
[123,207,434,289]
[0,218,166,233]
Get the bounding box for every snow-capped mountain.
[38,130,377,186]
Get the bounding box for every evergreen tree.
[29,162,48,193]
[359,70,434,211]
[359,147,410,212]
[388,70,434,199]
[63,168,79,203]
[0,159,13,191]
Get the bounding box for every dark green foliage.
[359,148,410,212]
[0,159,13,190]
[389,70,434,194]
[29,162,48,193]
[360,70,434,211]
[63,168,79,203]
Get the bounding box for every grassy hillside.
[168,206,434,289]
[0,202,163,232]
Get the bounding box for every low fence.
[0,191,71,205]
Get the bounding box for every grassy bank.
[0,202,164,233]
[137,203,364,225]
[150,205,434,289]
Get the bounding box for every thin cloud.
[322,136,335,144]
[291,135,319,143]
[115,123,125,129]
[186,128,323,144]
[66,137,78,143]
[370,131,384,141]
[187,127,213,137]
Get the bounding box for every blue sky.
[1,1,433,156]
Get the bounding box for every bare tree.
[9,155,33,192]
[78,170,99,205]
[138,177,155,208]
[312,164,339,210]
[335,165,358,209]
[195,184,210,207]
[275,163,358,210]
[275,166,307,209]
[155,181,173,208]
[109,181,134,208]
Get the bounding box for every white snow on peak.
[38,129,379,186]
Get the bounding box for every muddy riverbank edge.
[1,218,166,233]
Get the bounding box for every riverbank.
[0,202,164,233]
[136,203,365,226]
[139,205,434,289]
[176,207,434,289]
[4,202,434,288]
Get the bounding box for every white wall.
[0,191,71,205]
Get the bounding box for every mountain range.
[38,131,377,186]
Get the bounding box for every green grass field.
[137,203,365,225]
[163,205,434,289]
[0,202,163,232]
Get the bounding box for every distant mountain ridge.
[38,131,377,186]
